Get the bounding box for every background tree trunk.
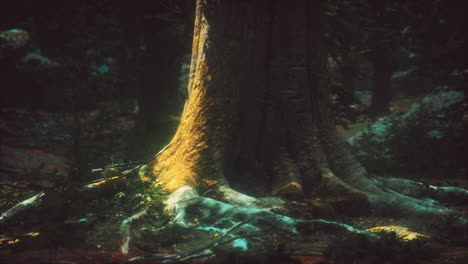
[339,53,358,106]
[369,49,395,117]
[367,1,399,117]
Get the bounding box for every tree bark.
[147,0,463,221]
[149,0,327,197]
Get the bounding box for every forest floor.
[1,96,467,263]
[0,249,330,264]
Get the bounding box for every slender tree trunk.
[369,50,395,117]
[367,1,398,117]
[338,52,358,106]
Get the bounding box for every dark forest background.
[1,0,466,169]
[0,0,467,262]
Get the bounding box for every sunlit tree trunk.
[148,0,457,220]
[149,0,321,194]
[148,0,367,212]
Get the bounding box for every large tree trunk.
[149,0,328,197]
[147,0,461,221]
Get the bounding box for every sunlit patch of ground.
[366,225,430,241]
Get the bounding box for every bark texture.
[150,0,329,197]
[148,0,464,221]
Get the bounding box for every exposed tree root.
[316,110,467,223]
[165,186,376,239]
[123,185,381,261]
[121,177,468,259]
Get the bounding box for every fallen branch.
[92,142,173,175]
[0,192,44,224]
[127,219,252,263]
[120,210,148,254]
[0,174,129,225]
[298,219,379,238]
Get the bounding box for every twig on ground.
[128,218,252,263]
[0,192,45,224]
